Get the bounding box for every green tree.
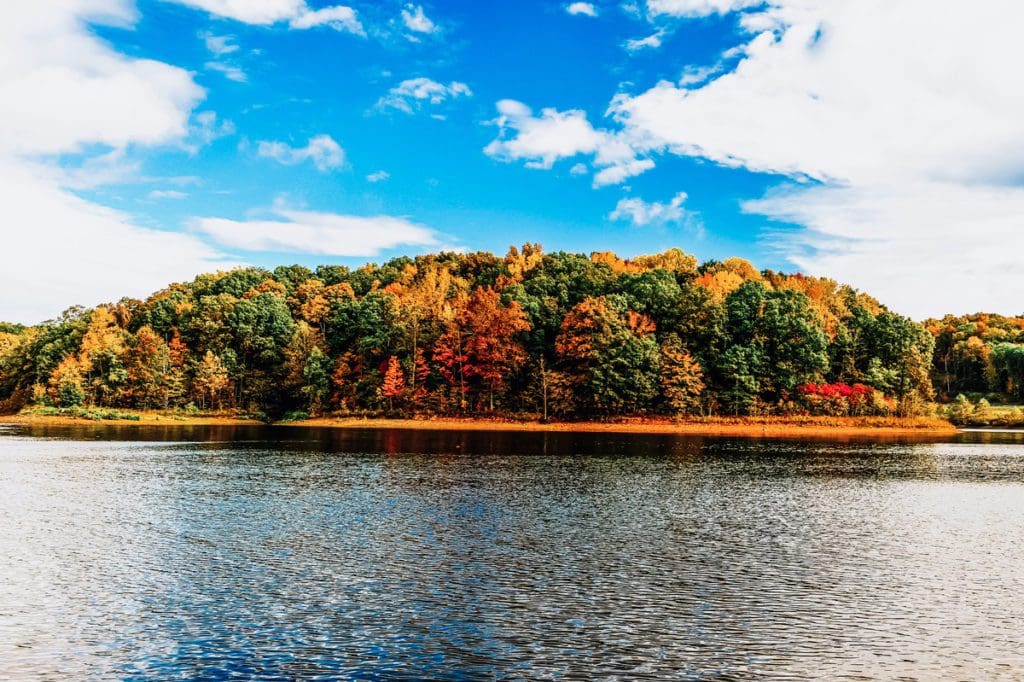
[554,295,660,415]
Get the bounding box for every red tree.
[433,287,530,411]
[382,355,406,411]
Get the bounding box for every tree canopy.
[0,245,958,419]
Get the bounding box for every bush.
[973,398,995,426]
[946,394,974,424]
[796,383,890,416]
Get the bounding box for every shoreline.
[0,411,958,439]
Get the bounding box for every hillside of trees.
[1,245,1011,422]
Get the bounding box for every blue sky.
[3,1,1024,322]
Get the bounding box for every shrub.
[796,382,887,416]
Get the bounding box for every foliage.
[0,246,945,419]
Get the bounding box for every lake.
[2,424,1023,680]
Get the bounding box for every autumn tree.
[433,287,530,411]
[78,307,128,406]
[659,334,705,415]
[330,352,361,412]
[47,356,85,407]
[193,351,231,410]
[381,355,406,412]
[123,325,171,409]
[0,245,970,420]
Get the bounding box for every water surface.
[2,424,1023,680]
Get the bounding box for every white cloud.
[200,31,245,81]
[187,110,235,151]
[646,0,761,18]
[201,32,238,56]
[0,1,228,323]
[677,63,722,87]
[257,135,345,171]
[168,1,364,34]
[610,192,688,226]
[401,4,437,34]
[168,0,305,24]
[0,160,229,324]
[606,0,1024,317]
[376,78,472,114]
[593,158,654,187]
[747,182,1024,319]
[0,4,203,157]
[289,5,363,33]
[148,189,189,199]
[485,101,602,169]
[205,60,246,82]
[566,2,598,17]
[367,170,390,183]
[59,149,142,190]
[613,3,1024,187]
[194,207,446,257]
[484,100,652,187]
[625,31,663,51]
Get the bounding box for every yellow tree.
[193,351,231,410]
[399,264,467,400]
[78,307,128,406]
[123,325,171,409]
[47,356,86,407]
[659,334,705,416]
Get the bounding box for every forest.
[0,245,1019,422]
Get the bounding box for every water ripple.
[1,427,1023,679]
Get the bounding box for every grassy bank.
[2,407,254,426]
[0,409,957,439]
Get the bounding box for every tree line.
[926,313,1024,401]
[0,245,984,420]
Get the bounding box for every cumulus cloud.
[168,1,364,34]
[401,4,437,34]
[610,192,689,226]
[746,182,1024,319]
[566,3,598,17]
[606,0,1024,317]
[376,78,471,114]
[0,1,229,323]
[1,7,202,157]
[257,135,345,171]
[483,100,652,187]
[1,160,228,324]
[366,170,390,183]
[194,207,447,257]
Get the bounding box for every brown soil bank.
[1,411,957,440]
[293,416,956,439]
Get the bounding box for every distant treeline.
[926,313,1024,401]
[0,245,1015,420]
